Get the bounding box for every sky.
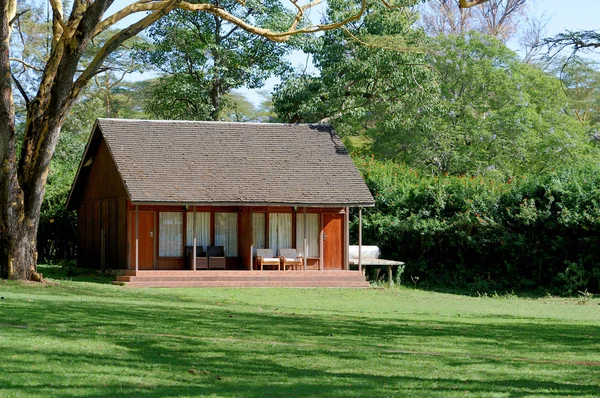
[108,0,600,105]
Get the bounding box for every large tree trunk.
[0,0,35,280]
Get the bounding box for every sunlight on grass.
[0,278,598,397]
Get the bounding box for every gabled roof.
[67,118,375,208]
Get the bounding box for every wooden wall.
[77,138,129,269]
[124,205,347,271]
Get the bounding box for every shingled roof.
[67,119,374,208]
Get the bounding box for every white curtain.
[186,212,210,249]
[159,212,183,257]
[252,213,266,255]
[215,212,238,256]
[269,213,292,255]
[296,213,319,257]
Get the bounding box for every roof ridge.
[97,118,332,128]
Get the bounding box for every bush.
[353,156,600,295]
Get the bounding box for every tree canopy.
[139,0,294,120]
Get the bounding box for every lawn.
[0,266,599,397]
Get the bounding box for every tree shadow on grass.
[1,293,599,397]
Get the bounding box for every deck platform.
[113,270,370,288]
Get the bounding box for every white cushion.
[348,245,380,260]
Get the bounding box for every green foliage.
[273,0,435,133]
[274,26,599,177]
[354,156,600,294]
[391,33,596,176]
[139,0,294,120]
[555,56,600,133]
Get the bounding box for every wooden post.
[344,207,349,270]
[358,207,362,273]
[193,205,197,271]
[135,205,139,273]
[303,207,307,271]
[388,265,393,286]
[250,209,254,271]
[319,213,324,271]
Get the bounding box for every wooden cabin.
[66,119,374,285]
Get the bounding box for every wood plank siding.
[122,205,345,271]
[77,138,129,269]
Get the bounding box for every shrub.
[353,156,600,295]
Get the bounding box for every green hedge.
[353,156,600,294]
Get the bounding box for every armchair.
[279,248,303,271]
[207,246,226,270]
[255,248,281,270]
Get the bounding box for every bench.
[348,245,404,285]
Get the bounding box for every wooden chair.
[279,248,303,271]
[207,246,226,270]
[186,246,208,270]
[255,248,281,270]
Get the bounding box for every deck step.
[112,280,369,288]
[116,276,366,282]
[113,270,369,288]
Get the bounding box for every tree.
[140,0,292,121]
[553,57,600,136]
[544,30,600,54]
[421,0,527,41]
[413,34,595,176]
[1,0,487,280]
[275,28,596,176]
[274,0,438,145]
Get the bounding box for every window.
[159,212,183,257]
[269,213,292,255]
[296,213,319,257]
[252,212,266,255]
[215,212,238,256]
[186,212,210,248]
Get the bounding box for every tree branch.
[9,58,43,72]
[96,0,396,43]
[94,0,163,36]
[459,0,489,8]
[48,0,67,45]
[10,72,29,106]
[72,1,178,102]
[9,8,29,25]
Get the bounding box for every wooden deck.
[113,270,370,288]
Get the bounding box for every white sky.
[108,0,600,105]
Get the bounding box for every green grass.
[0,266,599,397]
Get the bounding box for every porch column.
[344,207,349,270]
[319,213,324,271]
[193,205,197,271]
[250,208,254,271]
[135,205,139,272]
[303,207,307,271]
[358,207,362,273]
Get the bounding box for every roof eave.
[129,200,375,208]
